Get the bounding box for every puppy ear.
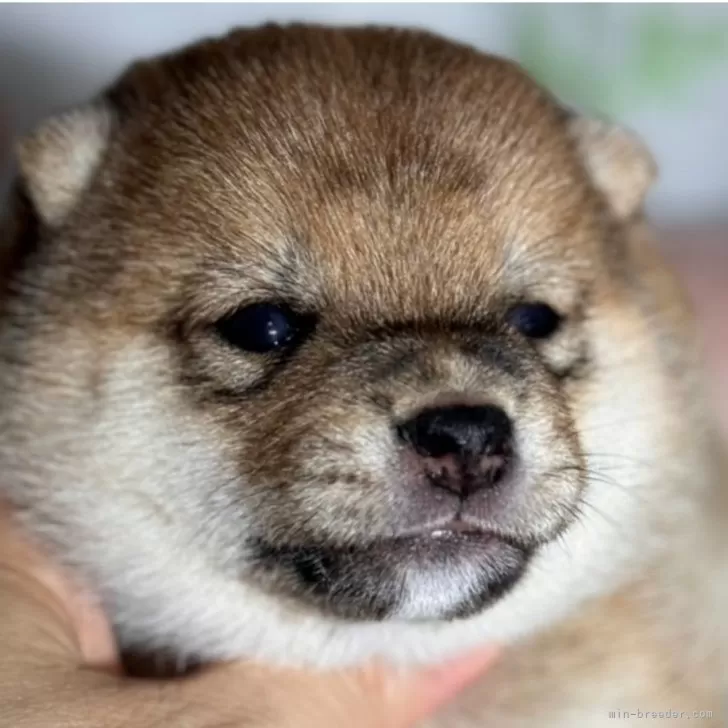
[15,104,113,228]
[569,116,657,220]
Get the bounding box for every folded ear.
[15,104,113,228]
[569,116,657,221]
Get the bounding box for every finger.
[0,501,118,669]
[70,584,120,670]
[272,648,501,728]
[383,647,500,725]
[181,647,498,728]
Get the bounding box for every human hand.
[0,502,499,728]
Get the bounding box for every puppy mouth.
[404,517,491,538]
[251,522,532,622]
[385,519,508,558]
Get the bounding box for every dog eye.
[215,303,302,353]
[507,302,562,339]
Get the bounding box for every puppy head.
[1,26,695,666]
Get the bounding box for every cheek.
[571,311,678,520]
[242,392,398,480]
[514,392,578,475]
[242,405,404,539]
[484,386,583,538]
[298,417,399,482]
[1,338,253,586]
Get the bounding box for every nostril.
[412,426,461,459]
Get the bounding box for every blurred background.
[1,3,726,427]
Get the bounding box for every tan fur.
[0,25,726,725]
[16,105,112,227]
[569,117,657,220]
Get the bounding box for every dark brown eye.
[215,303,308,353]
[507,302,562,339]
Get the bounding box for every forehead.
[97,28,604,318]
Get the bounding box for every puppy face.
[0,26,695,666]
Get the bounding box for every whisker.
[540,463,652,509]
[575,495,636,539]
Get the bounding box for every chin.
[250,528,534,622]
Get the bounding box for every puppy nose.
[397,404,513,495]
[399,404,512,459]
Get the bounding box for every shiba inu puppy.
[1,24,725,726]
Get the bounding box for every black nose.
[398,404,512,460]
[397,404,513,496]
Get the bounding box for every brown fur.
[1,24,725,725]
